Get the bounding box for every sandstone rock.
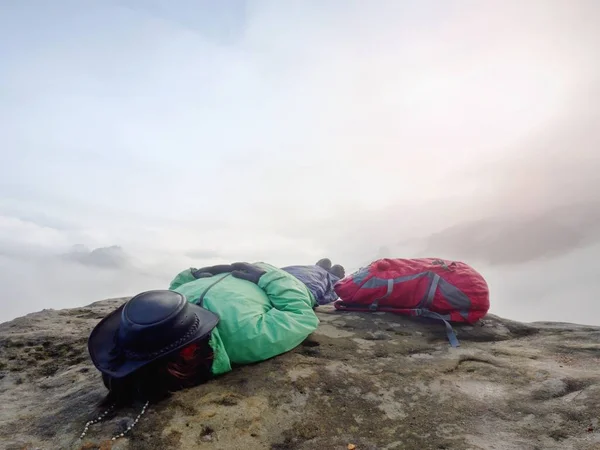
[1,300,600,449]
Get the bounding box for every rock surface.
[1,299,600,450]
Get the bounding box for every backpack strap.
[416,272,461,347]
[369,279,394,311]
[420,273,440,309]
[414,309,460,348]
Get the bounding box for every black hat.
[88,290,219,379]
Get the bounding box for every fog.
[1,1,599,324]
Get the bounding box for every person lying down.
[84,260,343,441]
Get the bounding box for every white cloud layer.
[1,0,599,324]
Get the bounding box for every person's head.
[102,337,214,404]
[88,290,219,404]
[330,264,345,279]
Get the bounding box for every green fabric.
[169,268,197,290]
[170,263,319,376]
[207,327,231,375]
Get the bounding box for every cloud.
[418,81,600,266]
[423,201,600,266]
[0,252,172,324]
[1,1,600,326]
[61,245,131,269]
[185,249,224,260]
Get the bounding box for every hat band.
[122,314,201,361]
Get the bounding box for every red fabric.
[179,343,199,361]
[333,258,489,323]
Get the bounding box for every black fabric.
[192,264,234,278]
[230,262,266,285]
[194,272,214,279]
[88,290,219,379]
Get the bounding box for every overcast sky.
[1,0,599,324]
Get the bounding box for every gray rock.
[1,302,600,449]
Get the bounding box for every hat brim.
[88,302,219,379]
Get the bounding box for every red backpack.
[333,258,490,347]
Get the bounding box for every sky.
[1,0,599,324]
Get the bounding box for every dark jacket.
[281,265,340,305]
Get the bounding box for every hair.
[104,336,214,405]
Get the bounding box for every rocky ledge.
[1,299,600,450]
